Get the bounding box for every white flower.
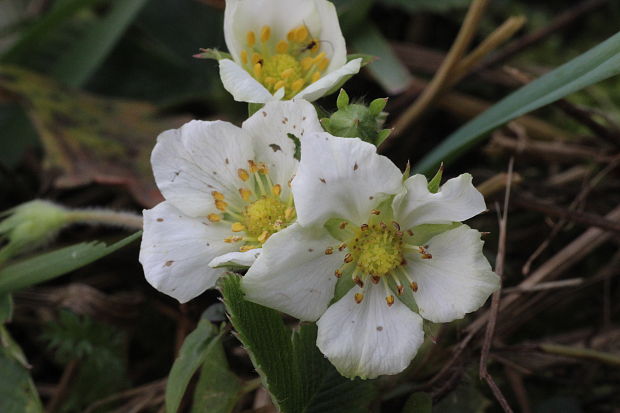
[220,0,362,103]
[242,134,500,379]
[139,100,322,303]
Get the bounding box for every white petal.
[139,202,235,303]
[243,100,322,197]
[316,285,424,379]
[405,225,500,323]
[295,58,362,102]
[151,120,254,217]
[393,173,486,229]
[218,59,281,103]
[313,0,347,72]
[242,223,343,322]
[208,249,262,268]
[293,134,403,227]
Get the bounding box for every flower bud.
[321,89,392,146]
[0,200,69,261]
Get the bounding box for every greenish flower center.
[349,224,403,277]
[243,197,288,239]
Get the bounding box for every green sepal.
[193,48,233,61]
[376,128,392,147]
[409,223,462,246]
[248,102,264,117]
[368,97,388,116]
[336,89,350,110]
[402,161,411,182]
[427,162,444,193]
[287,133,301,161]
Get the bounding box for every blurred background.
[1,0,619,412]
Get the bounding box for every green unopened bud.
[0,200,69,262]
[322,89,392,146]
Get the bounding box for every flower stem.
[66,209,143,230]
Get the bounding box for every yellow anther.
[240,245,259,252]
[207,213,221,222]
[238,168,250,181]
[253,63,262,77]
[257,162,269,174]
[339,221,348,229]
[272,184,282,196]
[318,57,329,71]
[386,295,395,307]
[260,25,271,43]
[240,50,248,65]
[371,209,381,215]
[287,29,295,42]
[311,71,321,83]
[354,293,364,304]
[396,285,405,296]
[251,52,262,65]
[274,80,286,91]
[301,56,314,71]
[314,52,326,63]
[276,40,288,53]
[264,76,276,86]
[212,191,225,201]
[294,26,308,42]
[291,79,305,92]
[248,160,259,173]
[258,230,269,243]
[281,68,295,79]
[246,31,256,47]
[231,222,245,232]
[334,269,343,278]
[325,247,334,255]
[239,188,252,201]
[344,253,353,263]
[410,281,419,292]
[215,200,228,211]
[285,207,295,220]
[224,236,242,243]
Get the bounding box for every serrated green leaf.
[220,274,376,413]
[0,339,43,413]
[349,22,412,95]
[166,319,220,413]
[402,392,433,413]
[416,30,620,175]
[0,231,141,294]
[191,336,242,413]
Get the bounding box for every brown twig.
[389,0,489,138]
[479,158,514,413]
[481,0,609,68]
[46,359,79,413]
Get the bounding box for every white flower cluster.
[139,0,499,380]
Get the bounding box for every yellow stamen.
[260,25,271,43]
[325,247,334,255]
[300,56,313,71]
[251,52,262,65]
[274,80,286,91]
[311,71,321,83]
[386,295,395,307]
[314,52,326,64]
[246,31,256,47]
[257,230,269,243]
[238,168,250,181]
[253,63,262,77]
[354,293,364,304]
[334,269,343,278]
[231,222,245,232]
[207,213,221,222]
[287,29,295,42]
[285,207,295,220]
[344,253,353,263]
[272,184,281,196]
[248,160,259,173]
[264,76,276,86]
[410,281,419,292]
[276,40,288,53]
[291,79,305,92]
[215,200,228,211]
[240,245,259,252]
[281,68,295,79]
[212,191,225,201]
[294,26,308,42]
[224,236,242,243]
[318,57,329,71]
[239,188,252,201]
[240,50,248,65]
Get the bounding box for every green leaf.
[166,319,220,413]
[349,22,412,95]
[191,336,243,413]
[50,0,149,87]
[0,337,43,413]
[427,163,444,194]
[415,30,620,175]
[220,273,376,413]
[0,294,12,324]
[0,231,141,294]
[402,392,433,413]
[249,103,264,117]
[378,0,469,13]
